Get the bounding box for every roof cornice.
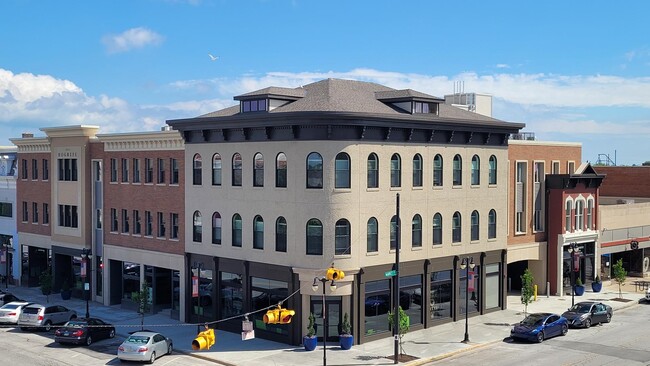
[97,130,184,151]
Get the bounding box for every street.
[0,325,216,366]
[424,301,650,365]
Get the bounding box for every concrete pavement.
[3,280,646,366]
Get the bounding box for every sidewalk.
[4,279,646,366]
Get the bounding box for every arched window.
[587,199,594,230]
[212,153,221,186]
[253,153,264,187]
[367,217,378,252]
[433,154,443,187]
[488,209,497,239]
[212,212,221,244]
[471,155,480,185]
[232,153,242,186]
[452,212,462,243]
[412,154,423,187]
[335,219,351,255]
[565,200,572,232]
[335,152,351,189]
[306,218,323,255]
[192,211,202,242]
[432,213,442,245]
[306,152,323,189]
[390,215,399,249]
[232,214,242,247]
[367,153,379,188]
[453,155,462,186]
[193,154,202,185]
[471,210,480,241]
[576,200,584,231]
[253,215,264,249]
[412,214,422,247]
[390,154,401,187]
[488,155,497,185]
[276,153,287,188]
[275,216,287,252]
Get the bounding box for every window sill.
[334,188,352,193]
[412,186,423,191]
[488,184,497,188]
[366,252,379,256]
[470,184,480,189]
[452,185,463,189]
[411,246,423,251]
[334,254,352,259]
[156,236,166,240]
[389,187,402,191]
[470,240,480,244]
[487,238,497,242]
[433,186,443,190]
[366,187,380,192]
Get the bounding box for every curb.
[405,339,502,366]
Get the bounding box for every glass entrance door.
[310,296,342,342]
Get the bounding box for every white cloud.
[102,27,164,54]
[496,64,510,69]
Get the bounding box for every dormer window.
[413,101,437,114]
[242,99,267,113]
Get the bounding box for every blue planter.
[303,336,317,351]
[60,290,72,300]
[574,285,585,296]
[339,335,353,350]
[591,282,602,293]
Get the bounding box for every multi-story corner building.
[0,146,18,287]
[507,138,605,296]
[168,78,524,345]
[12,126,187,320]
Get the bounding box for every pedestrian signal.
[326,268,344,281]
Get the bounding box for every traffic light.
[192,328,215,350]
[263,307,295,324]
[326,267,344,281]
[278,308,295,324]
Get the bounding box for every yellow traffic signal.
[278,309,295,324]
[263,308,281,324]
[192,328,215,350]
[326,268,344,281]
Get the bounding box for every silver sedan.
[117,331,173,364]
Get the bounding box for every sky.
[1,0,649,166]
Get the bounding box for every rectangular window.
[568,161,575,174]
[170,213,179,239]
[95,208,101,229]
[32,202,38,223]
[0,202,12,218]
[110,208,118,232]
[157,158,165,184]
[145,211,153,236]
[515,162,526,233]
[43,203,49,224]
[133,210,141,235]
[533,162,544,232]
[132,158,141,183]
[21,159,27,179]
[430,270,452,320]
[58,204,79,228]
[485,263,500,309]
[170,158,179,184]
[145,158,153,183]
[22,201,28,222]
[58,158,78,181]
[157,212,166,237]
[42,159,49,180]
[31,159,38,180]
[552,161,560,174]
[364,280,391,335]
[110,158,117,182]
[121,158,129,182]
[121,209,129,233]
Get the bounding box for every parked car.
[0,301,33,324]
[54,317,116,346]
[561,301,613,328]
[117,331,173,364]
[510,312,568,343]
[0,292,23,305]
[646,287,650,302]
[18,304,77,331]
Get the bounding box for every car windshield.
[126,336,150,344]
[1,304,19,310]
[65,321,87,328]
[521,314,545,326]
[569,303,592,313]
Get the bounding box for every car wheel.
[43,321,52,332]
[561,324,568,336]
[167,344,173,355]
[605,313,612,323]
[85,336,93,346]
[148,351,156,364]
[536,332,544,343]
[109,329,115,338]
[584,318,591,328]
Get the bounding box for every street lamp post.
[567,242,579,307]
[460,256,475,343]
[81,248,91,319]
[312,276,337,366]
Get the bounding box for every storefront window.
[192,267,213,319]
[485,263,500,309]
[460,265,480,315]
[72,256,83,290]
[172,270,180,311]
[364,280,390,335]
[220,272,243,319]
[430,270,452,320]
[400,275,422,325]
[250,277,289,336]
[123,262,140,300]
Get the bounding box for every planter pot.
[591,282,602,293]
[60,290,72,300]
[339,335,353,350]
[574,285,585,296]
[303,336,317,351]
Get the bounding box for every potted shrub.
[339,312,353,350]
[574,277,585,296]
[303,312,317,351]
[591,275,602,293]
[60,279,72,300]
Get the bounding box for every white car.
[0,301,32,324]
[646,287,650,302]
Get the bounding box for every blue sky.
[2,0,649,165]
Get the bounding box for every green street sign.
[384,270,397,277]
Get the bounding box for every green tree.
[388,306,409,356]
[306,312,316,338]
[613,258,627,299]
[131,281,151,330]
[39,267,53,303]
[520,268,535,316]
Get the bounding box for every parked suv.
[18,304,77,331]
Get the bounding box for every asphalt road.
[424,301,650,365]
[0,325,216,365]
